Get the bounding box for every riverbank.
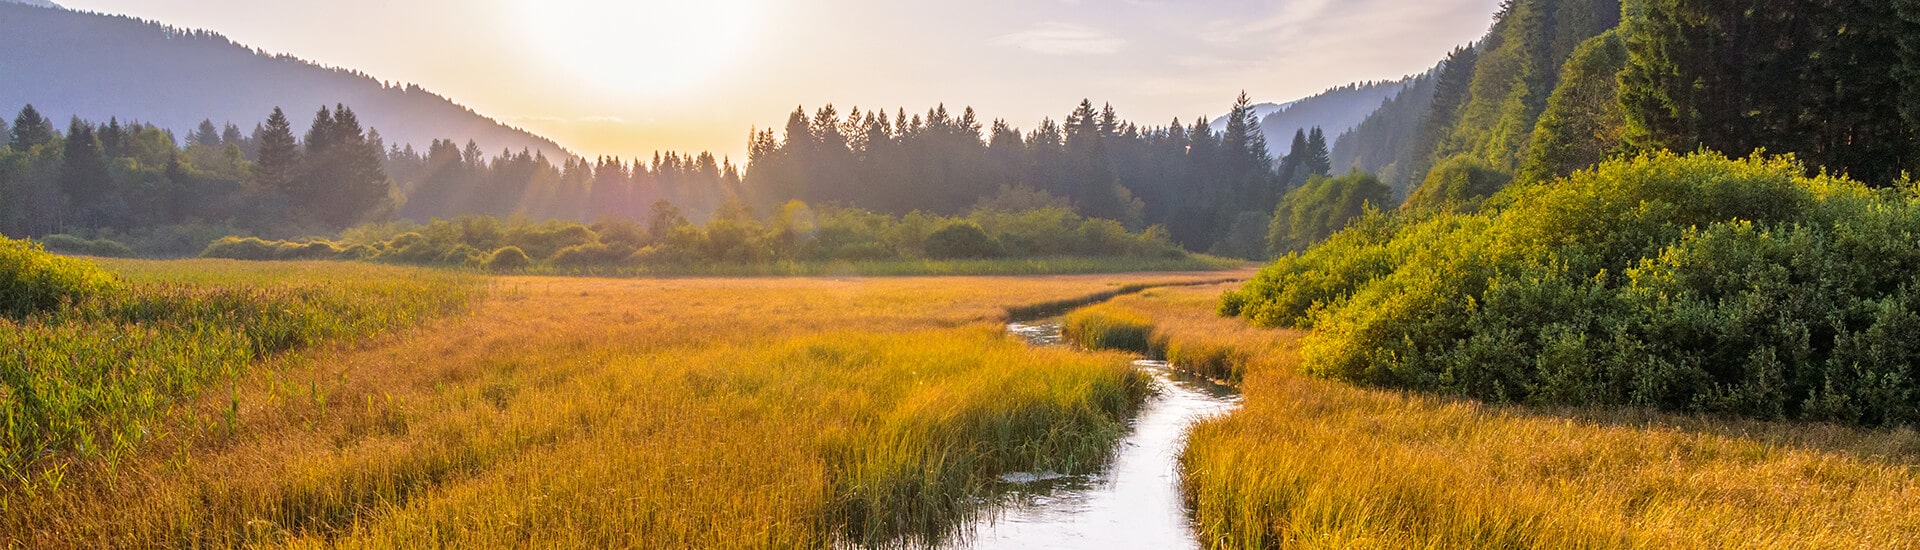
[1081,284,1920,548]
[4,267,1235,548]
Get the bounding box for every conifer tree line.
[741,95,1336,255]
[0,103,738,254]
[1332,0,1920,209]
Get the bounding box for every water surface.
[938,322,1240,549]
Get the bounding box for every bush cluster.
[1226,152,1920,425]
[36,235,135,258]
[199,203,1190,271]
[0,236,121,318]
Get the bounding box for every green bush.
[484,246,533,271]
[38,235,135,258]
[924,222,1004,259]
[551,242,639,266]
[1405,155,1514,214]
[1230,152,1920,425]
[1269,172,1392,256]
[0,236,120,318]
[200,237,282,261]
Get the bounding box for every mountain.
[1217,81,1412,157]
[0,2,570,160]
[0,0,60,8]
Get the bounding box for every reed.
[2,268,1231,548]
[1080,284,1920,548]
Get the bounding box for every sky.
[56,0,1505,161]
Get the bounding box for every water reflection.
[942,324,1241,549]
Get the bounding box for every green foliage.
[200,237,342,261]
[0,259,478,481]
[1062,307,1156,354]
[202,203,1194,273]
[1621,0,1920,185]
[1437,0,1622,173]
[1520,30,1629,183]
[923,222,1004,260]
[1268,172,1392,255]
[37,234,135,258]
[1405,155,1514,213]
[0,235,120,318]
[482,246,533,271]
[1230,152,1920,425]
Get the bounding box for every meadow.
[3,241,1242,548]
[1067,284,1920,548]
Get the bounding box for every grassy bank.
[0,241,480,492]
[527,255,1243,278]
[1074,284,1920,548]
[3,271,1239,548]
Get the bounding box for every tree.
[254,107,300,195]
[191,119,221,148]
[60,117,113,227]
[1621,0,1912,184]
[1521,30,1628,182]
[1302,128,1333,179]
[9,104,56,151]
[295,104,389,227]
[1268,171,1390,255]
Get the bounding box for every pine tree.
[1622,0,1911,184]
[308,104,390,227]
[1303,128,1333,178]
[99,117,125,159]
[192,119,221,148]
[254,107,300,195]
[220,123,244,147]
[9,104,56,151]
[60,117,112,227]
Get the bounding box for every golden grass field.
[1068,284,1920,549]
[3,258,1243,549]
[15,253,1920,549]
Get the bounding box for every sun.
[516,0,761,96]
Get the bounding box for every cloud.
[994,22,1125,55]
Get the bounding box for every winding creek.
[935,321,1242,549]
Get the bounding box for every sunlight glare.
[516,0,760,96]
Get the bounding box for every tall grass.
[1082,284,1920,548]
[0,244,480,492]
[3,271,1232,548]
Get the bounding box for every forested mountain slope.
[0,2,570,160]
[1220,81,1411,157]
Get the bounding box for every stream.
[936,321,1242,549]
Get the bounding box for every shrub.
[0,235,120,318]
[200,237,283,261]
[551,242,637,266]
[924,222,1003,259]
[1269,172,1393,256]
[42,235,136,258]
[484,246,533,271]
[1404,155,1513,214]
[1229,152,1920,424]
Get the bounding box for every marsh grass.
[2,270,1234,548]
[1083,284,1920,548]
[522,255,1243,278]
[0,250,480,495]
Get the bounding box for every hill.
[1218,81,1412,157]
[0,2,570,160]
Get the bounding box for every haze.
[54,0,1502,160]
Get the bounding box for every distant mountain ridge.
[1218,80,1413,157]
[0,2,571,160]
